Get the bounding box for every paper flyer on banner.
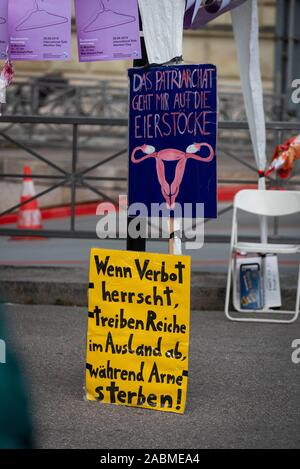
[75,0,141,62]
[86,248,191,414]
[8,0,72,61]
[0,0,8,59]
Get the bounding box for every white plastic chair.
[225,190,300,323]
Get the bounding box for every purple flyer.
[8,0,72,61]
[74,0,141,62]
[0,0,8,59]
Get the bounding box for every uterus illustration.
[131,143,215,208]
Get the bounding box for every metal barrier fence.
[0,116,299,244]
[6,78,128,119]
[6,78,276,121]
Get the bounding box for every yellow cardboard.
[86,248,190,414]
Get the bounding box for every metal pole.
[287,0,296,94]
[127,17,147,252]
[70,124,78,232]
[274,0,285,121]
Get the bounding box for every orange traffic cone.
[11,165,43,240]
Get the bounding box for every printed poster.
[128,64,218,219]
[86,248,191,414]
[74,0,141,62]
[8,0,72,61]
[0,0,8,59]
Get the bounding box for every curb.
[0,267,297,311]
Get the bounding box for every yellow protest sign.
[86,248,191,414]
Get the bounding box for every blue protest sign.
[128,64,217,218]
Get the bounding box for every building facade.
[12,1,276,90]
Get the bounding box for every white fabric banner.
[232,0,268,241]
[231,0,267,189]
[138,0,185,64]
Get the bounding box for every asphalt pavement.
[2,304,300,449]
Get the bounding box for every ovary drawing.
[83,0,136,33]
[131,143,215,208]
[0,17,6,25]
[16,0,68,32]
